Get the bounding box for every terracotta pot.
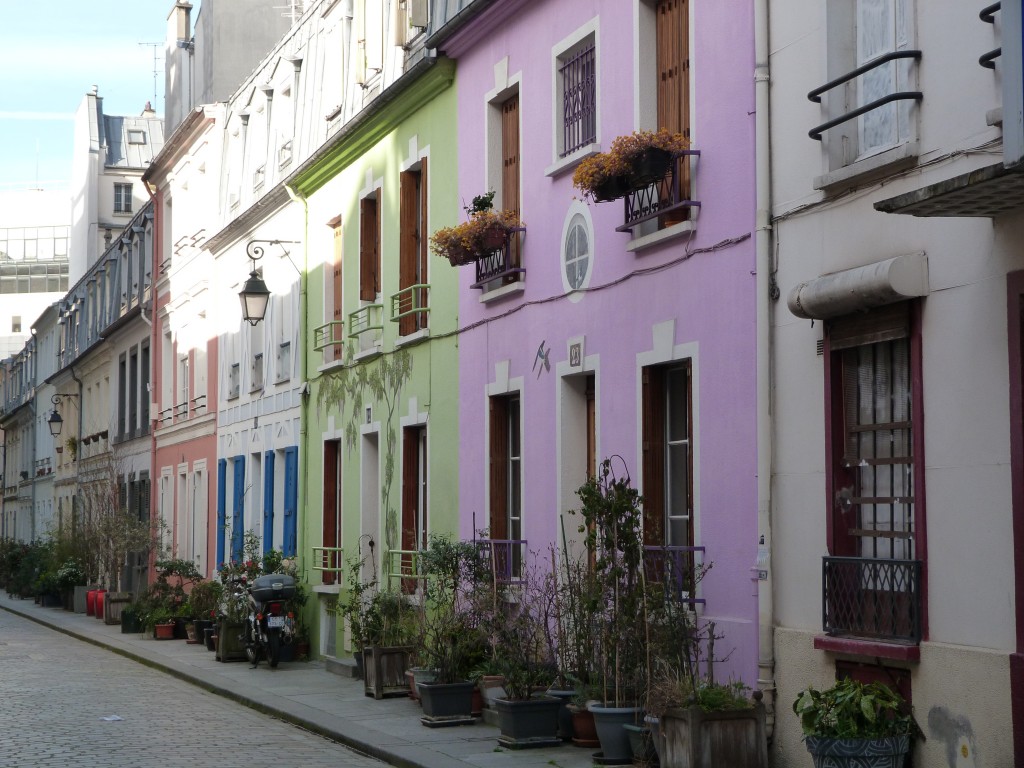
[569,705,600,748]
[154,622,175,640]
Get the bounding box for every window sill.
[814,142,919,194]
[352,345,382,363]
[317,359,346,375]
[626,220,696,253]
[478,280,525,304]
[312,584,341,595]
[813,634,920,662]
[545,143,602,179]
[395,328,430,348]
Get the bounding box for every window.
[816,0,917,176]
[489,394,522,577]
[823,302,924,643]
[118,353,127,439]
[556,33,597,158]
[642,361,693,549]
[360,191,380,301]
[561,209,592,293]
[129,347,139,436]
[140,342,150,432]
[398,162,428,336]
[502,94,521,271]
[228,362,241,400]
[127,129,146,145]
[11,316,20,333]
[329,217,345,362]
[114,183,133,214]
[401,426,428,591]
[321,440,341,585]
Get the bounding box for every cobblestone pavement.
[0,609,387,768]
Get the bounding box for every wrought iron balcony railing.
[643,545,707,607]
[616,151,701,232]
[822,556,922,644]
[471,228,526,290]
[474,538,527,585]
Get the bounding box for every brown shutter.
[332,222,344,359]
[322,440,339,585]
[489,396,509,540]
[642,366,666,545]
[418,158,429,331]
[399,172,417,336]
[656,0,690,225]
[501,95,521,268]
[373,193,381,295]
[359,197,375,301]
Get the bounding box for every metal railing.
[313,321,345,352]
[617,151,701,232]
[822,556,922,644]
[471,228,526,289]
[560,41,597,157]
[390,284,430,326]
[807,50,922,141]
[385,548,427,593]
[311,546,344,577]
[347,304,383,339]
[642,545,707,607]
[474,538,527,585]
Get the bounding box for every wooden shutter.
[489,396,510,540]
[400,428,418,591]
[418,158,429,330]
[332,221,344,359]
[656,0,690,225]
[232,456,245,561]
[322,441,339,585]
[501,95,521,268]
[642,366,666,545]
[399,172,417,336]
[283,446,298,557]
[216,458,227,567]
[360,195,379,301]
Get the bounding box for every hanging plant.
[429,190,524,266]
[572,129,688,203]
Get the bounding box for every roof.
[103,113,166,170]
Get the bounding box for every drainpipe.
[284,183,309,586]
[754,0,776,739]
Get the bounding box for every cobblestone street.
[0,610,387,768]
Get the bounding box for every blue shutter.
[232,456,245,561]
[283,446,298,557]
[263,450,276,554]
[216,459,227,568]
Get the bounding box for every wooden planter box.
[661,702,768,768]
[363,645,412,699]
[216,620,248,662]
[104,592,133,625]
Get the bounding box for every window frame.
[114,182,133,214]
[553,20,599,163]
[359,190,381,302]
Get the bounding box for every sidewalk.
[0,594,594,768]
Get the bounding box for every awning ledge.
[787,252,929,320]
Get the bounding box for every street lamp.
[239,241,272,326]
[48,393,79,438]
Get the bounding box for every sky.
[0,1,184,195]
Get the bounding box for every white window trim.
[483,58,523,213]
[560,201,594,300]
[485,361,525,543]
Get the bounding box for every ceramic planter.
[569,705,600,748]
[661,703,768,768]
[804,734,910,768]
[589,703,642,763]
[545,689,576,741]
[495,696,562,749]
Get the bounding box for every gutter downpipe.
[754,0,776,739]
[284,183,310,592]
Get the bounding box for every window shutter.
[284,446,298,557]
[322,441,339,585]
[489,396,510,540]
[419,158,429,330]
[263,450,275,554]
[399,171,417,336]
[642,367,667,545]
[232,456,245,562]
[360,197,378,301]
[827,302,910,351]
[332,222,344,359]
[501,95,521,268]
[656,0,690,225]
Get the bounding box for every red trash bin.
[86,589,97,616]
[95,590,106,621]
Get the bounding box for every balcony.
[615,151,702,232]
[313,321,345,363]
[822,556,922,644]
[474,538,526,586]
[348,304,383,356]
[311,546,344,586]
[642,545,707,608]
[390,284,430,332]
[471,229,526,290]
[385,548,427,594]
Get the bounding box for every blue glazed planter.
[805,734,911,768]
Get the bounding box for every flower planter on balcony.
[627,147,674,187]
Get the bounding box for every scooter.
[243,573,297,668]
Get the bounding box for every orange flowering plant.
[572,129,688,203]
[430,191,524,266]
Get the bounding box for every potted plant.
[187,579,222,644]
[571,457,649,761]
[416,534,488,725]
[429,191,524,267]
[572,128,688,203]
[360,588,418,699]
[793,678,917,768]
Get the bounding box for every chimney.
[142,101,155,116]
[168,2,193,43]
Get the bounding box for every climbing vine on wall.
[316,347,413,551]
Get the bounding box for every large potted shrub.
[793,678,917,768]
[360,589,417,699]
[572,458,649,762]
[416,535,488,725]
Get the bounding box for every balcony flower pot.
[418,680,476,726]
[430,194,523,267]
[628,147,673,187]
[573,129,687,203]
[793,679,916,768]
[495,696,562,749]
